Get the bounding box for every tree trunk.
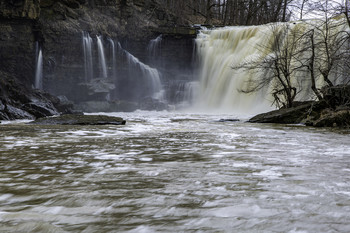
[346,0,350,27]
[282,0,288,22]
[309,30,323,100]
[205,0,212,24]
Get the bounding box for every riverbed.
[0,111,349,232]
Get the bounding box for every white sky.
[290,0,348,20]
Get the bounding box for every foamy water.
[0,111,349,232]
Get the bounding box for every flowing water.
[35,46,43,90]
[0,111,350,232]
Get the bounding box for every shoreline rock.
[29,114,126,125]
[249,99,350,128]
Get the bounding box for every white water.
[195,17,349,115]
[82,32,93,82]
[34,46,43,89]
[195,25,279,114]
[97,35,107,79]
[1,111,350,232]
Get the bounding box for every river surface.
[0,111,350,233]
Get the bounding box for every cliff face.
[0,0,195,119]
[0,0,40,19]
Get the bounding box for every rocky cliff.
[0,0,195,120]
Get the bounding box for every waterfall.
[147,35,162,57]
[108,38,117,79]
[118,43,164,101]
[82,32,93,82]
[34,44,43,89]
[195,17,349,115]
[173,80,199,107]
[97,35,107,78]
[195,25,276,114]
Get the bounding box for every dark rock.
[23,101,58,118]
[29,114,126,125]
[0,71,73,120]
[249,102,318,124]
[218,119,240,122]
[321,85,350,108]
[40,0,56,8]
[5,104,34,120]
[0,0,40,19]
[305,108,350,127]
[61,0,81,9]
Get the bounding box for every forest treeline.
[156,0,349,26]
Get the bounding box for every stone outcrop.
[249,85,350,128]
[0,71,73,120]
[29,114,126,125]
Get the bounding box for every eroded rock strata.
[0,0,194,120]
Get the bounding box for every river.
[0,111,349,232]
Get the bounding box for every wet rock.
[23,101,58,118]
[29,114,126,125]
[249,102,317,124]
[5,104,35,120]
[218,119,240,122]
[0,71,73,120]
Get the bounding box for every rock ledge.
[29,114,126,125]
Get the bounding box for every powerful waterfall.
[194,16,349,115]
[195,25,278,114]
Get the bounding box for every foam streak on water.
[0,111,350,232]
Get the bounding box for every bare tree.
[233,24,305,108]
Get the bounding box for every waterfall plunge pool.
[0,111,349,232]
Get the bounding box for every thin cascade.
[174,80,199,107]
[118,42,164,101]
[97,35,107,78]
[108,38,117,79]
[82,31,93,82]
[34,44,43,89]
[147,34,162,57]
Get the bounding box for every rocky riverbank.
[249,85,350,128]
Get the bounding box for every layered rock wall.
[0,0,196,119]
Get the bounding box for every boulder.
[218,119,240,122]
[4,104,35,120]
[23,101,58,118]
[29,114,126,125]
[249,101,319,124]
